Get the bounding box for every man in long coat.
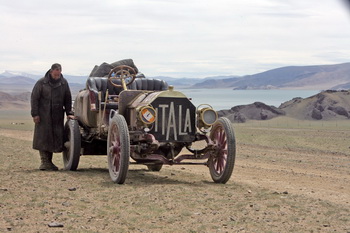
[31,63,74,170]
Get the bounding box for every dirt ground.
[0,121,349,232]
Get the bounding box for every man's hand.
[33,116,40,124]
[67,115,75,120]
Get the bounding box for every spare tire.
[89,59,139,77]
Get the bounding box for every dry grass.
[0,110,33,131]
[0,115,349,232]
[235,118,350,156]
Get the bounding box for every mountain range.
[1,62,350,92]
[192,62,350,90]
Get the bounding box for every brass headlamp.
[137,105,157,126]
[197,104,217,129]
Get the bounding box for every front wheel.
[107,114,130,184]
[63,119,81,171]
[208,117,236,184]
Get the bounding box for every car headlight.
[138,106,157,125]
[201,108,217,125]
[197,105,217,129]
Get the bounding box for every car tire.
[208,117,236,184]
[63,119,81,171]
[107,114,130,184]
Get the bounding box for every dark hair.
[51,63,62,71]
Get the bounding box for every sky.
[0,0,350,78]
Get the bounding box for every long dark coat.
[31,70,73,152]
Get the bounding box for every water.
[177,89,320,110]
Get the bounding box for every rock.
[317,105,324,112]
[260,109,269,120]
[328,106,349,117]
[62,202,71,207]
[217,109,231,117]
[48,222,64,227]
[68,187,77,191]
[311,108,322,120]
[232,112,247,123]
[221,102,285,123]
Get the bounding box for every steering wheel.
[107,65,137,90]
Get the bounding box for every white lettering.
[179,105,186,135]
[154,108,158,132]
[158,104,168,135]
[166,102,177,140]
[153,103,192,140]
[184,108,192,133]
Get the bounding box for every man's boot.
[39,151,58,171]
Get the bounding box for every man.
[31,63,74,171]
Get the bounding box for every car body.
[63,63,236,184]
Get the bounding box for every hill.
[0,91,31,110]
[0,71,87,85]
[217,102,285,123]
[280,90,350,120]
[0,91,31,102]
[193,63,350,90]
[0,75,36,85]
[0,71,85,95]
[151,75,240,88]
[148,76,202,88]
[219,90,350,122]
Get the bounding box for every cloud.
[0,0,349,77]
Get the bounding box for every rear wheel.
[107,114,130,184]
[63,119,81,171]
[208,117,236,184]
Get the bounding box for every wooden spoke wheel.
[208,117,236,184]
[107,114,130,184]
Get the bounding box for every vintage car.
[63,60,236,184]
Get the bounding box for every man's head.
[50,63,62,80]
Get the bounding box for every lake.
[177,89,320,110]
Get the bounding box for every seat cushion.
[86,77,169,111]
[134,79,168,91]
[87,77,168,96]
